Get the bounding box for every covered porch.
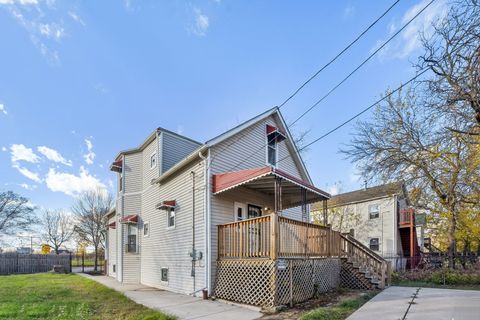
[212,167,389,309]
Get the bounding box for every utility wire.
[214,68,429,191]
[205,0,401,169]
[277,0,401,109]
[223,0,436,173]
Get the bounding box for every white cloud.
[191,8,209,37]
[12,163,41,183]
[0,103,7,115]
[68,11,85,26]
[37,146,72,166]
[83,138,95,165]
[327,185,339,196]
[39,23,65,41]
[1,147,6,152]
[45,166,106,196]
[19,183,37,190]
[177,124,184,135]
[374,0,448,60]
[0,0,38,5]
[10,144,40,163]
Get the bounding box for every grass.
[300,292,377,320]
[0,273,175,320]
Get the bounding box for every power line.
[288,0,437,127]
[214,68,429,191]
[277,0,401,109]
[223,0,436,173]
[205,0,401,169]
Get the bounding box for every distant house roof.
[312,182,406,210]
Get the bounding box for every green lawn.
[300,292,377,320]
[0,273,175,320]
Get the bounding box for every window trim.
[369,238,380,251]
[150,152,157,169]
[143,221,150,237]
[368,204,380,219]
[126,224,138,254]
[266,134,278,167]
[166,208,175,229]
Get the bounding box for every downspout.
[191,171,196,295]
[198,151,211,295]
[120,154,125,283]
[393,195,398,257]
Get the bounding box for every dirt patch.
[261,290,369,320]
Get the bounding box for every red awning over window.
[266,124,286,142]
[120,214,138,224]
[156,200,176,210]
[110,159,123,173]
[108,221,116,229]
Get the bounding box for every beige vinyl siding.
[209,114,307,289]
[124,153,143,193]
[143,137,159,190]
[162,132,201,174]
[107,215,117,277]
[140,160,206,294]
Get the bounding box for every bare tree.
[71,188,113,271]
[0,191,36,237]
[41,209,74,254]
[342,89,479,268]
[417,0,480,133]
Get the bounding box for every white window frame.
[126,224,138,254]
[234,202,247,222]
[369,238,380,251]
[266,135,278,167]
[143,222,150,237]
[368,204,380,219]
[150,152,157,169]
[166,208,175,229]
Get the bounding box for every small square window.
[167,209,175,228]
[267,138,277,166]
[150,153,157,169]
[369,204,380,219]
[369,238,380,251]
[113,264,116,272]
[144,222,149,237]
[161,268,168,282]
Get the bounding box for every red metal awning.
[108,221,116,229]
[120,214,138,224]
[156,200,176,210]
[266,124,286,142]
[212,166,330,208]
[110,159,123,173]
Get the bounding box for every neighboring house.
[312,182,421,269]
[16,247,33,254]
[105,107,389,308]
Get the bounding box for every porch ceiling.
[212,166,330,209]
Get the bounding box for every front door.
[234,202,247,221]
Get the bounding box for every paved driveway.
[348,286,480,320]
[78,274,261,320]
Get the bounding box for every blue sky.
[0,0,447,211]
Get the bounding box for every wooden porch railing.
[399,208,414,226]
[340,233,391,288]
[217,214,343,259]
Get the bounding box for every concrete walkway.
[78,274,262,320]
[348,286,480,320]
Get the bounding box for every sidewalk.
[78,273,262,320]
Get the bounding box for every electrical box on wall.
[189,249,203,261]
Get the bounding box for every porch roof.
[212,166,330,208]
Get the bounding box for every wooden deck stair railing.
[340,233,391,289]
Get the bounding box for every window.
[369,238,379,251]
[167,209,175,228]
[126,225,137,253]
[119,173,123,192]
[150,153,157,169]
[247,204,262,219]
[369,204,380,219]
[267,137,277,166]
[113,264,116,272]
[144,222,149,237]
[161,268,168,282]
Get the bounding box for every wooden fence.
[0,253,71,275]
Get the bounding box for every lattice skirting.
[339,259,372,290]
[214,258,341,308]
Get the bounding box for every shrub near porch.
[0,273,174,320]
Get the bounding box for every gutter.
[199,150,211,295]
[151,145,208,185]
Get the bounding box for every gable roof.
[313,182,406,209]
[205,107,312,183]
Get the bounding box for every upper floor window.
[167,208,175,228]
[267,137,277,166]
[126,225,137,253]
[150,152,157,169]
[119,173,123,192]
[369,204,380,219]
[143,222,150,237]
[369,238,379,251]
